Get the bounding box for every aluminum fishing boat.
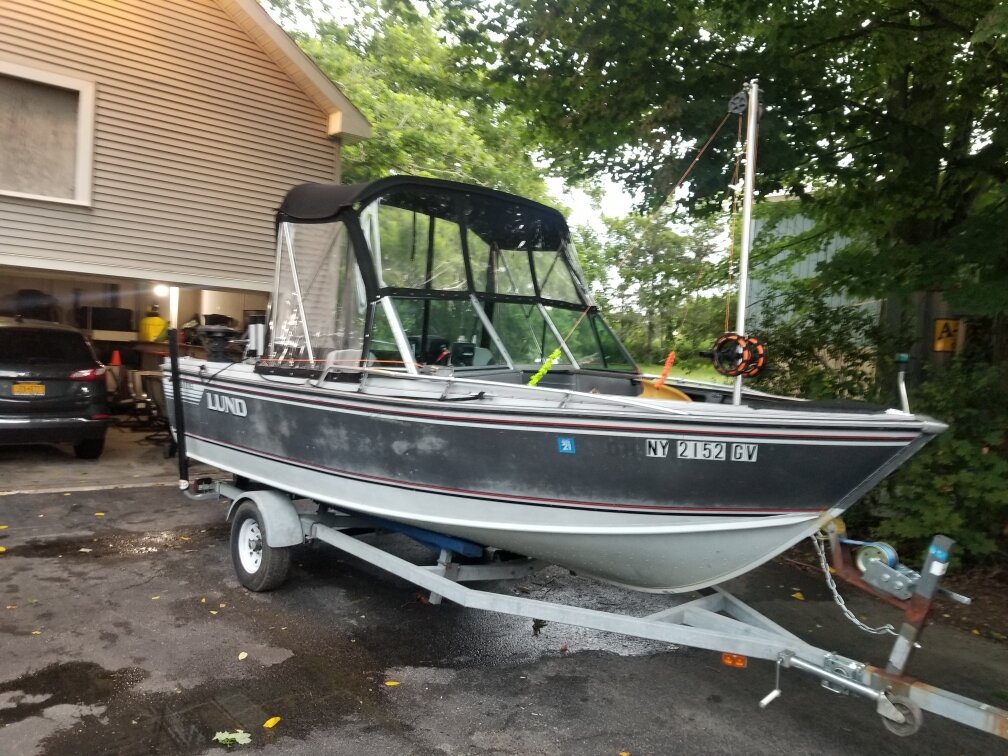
[165,174,942,593]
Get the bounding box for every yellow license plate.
[12,382,45,397]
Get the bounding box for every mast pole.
[732,79,759,406]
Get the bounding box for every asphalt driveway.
[1,442,1006,754]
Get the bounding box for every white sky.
[545,176,640,232]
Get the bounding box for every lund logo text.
[206,393,248,417]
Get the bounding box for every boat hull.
[167,363,939,592]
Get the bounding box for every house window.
[0,61,95,205]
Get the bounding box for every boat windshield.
[360,188,634,371]
[267,183,635,373]
[361,188,588,300]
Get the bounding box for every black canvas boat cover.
[277,176,566,227]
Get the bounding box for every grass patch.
[637,361,732,384]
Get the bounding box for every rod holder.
[895,352,910,413]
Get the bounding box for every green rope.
[528,348,563,386]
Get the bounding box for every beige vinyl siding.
[0,0,342,291]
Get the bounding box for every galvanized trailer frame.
[169,333,1007,741]
[204,478,1008,742]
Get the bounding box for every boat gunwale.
[168,359,943,437]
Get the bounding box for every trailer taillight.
[721,653,748,669]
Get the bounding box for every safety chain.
[811,533,898,636]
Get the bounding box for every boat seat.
[450,341,476,366]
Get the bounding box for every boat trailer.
[182,475,1008,742]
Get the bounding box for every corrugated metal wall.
[747,213,881,327]
[0,0,341,291]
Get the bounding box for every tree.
[447,0,1008,354]
[289,0,552,202]
[575,212,725,365]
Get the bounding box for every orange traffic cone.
[109,350,121,366]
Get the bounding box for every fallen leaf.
[263,716,281,729]
[64,493,71,496]
[791,591,805,601]
[210,610,218,615]
[0,546,6,554]
[79,548,92,553]
[219,603,226,608]
[31,629,41,635]
[212,730,251,745]
[384,680,401,687]
[0,524,8,530]
[151,596,160,601]
[972,629,981,636]
[94,512,105,517]
[238,651,248,661]
[619,752,631,756]
[200,597,206,604]
[179,536,191,541]
[5,605,16,610]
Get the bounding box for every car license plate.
[676,440,725,461]
[12,382,45,397]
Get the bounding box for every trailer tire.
[231,501,291,592]
[881,696,922,737]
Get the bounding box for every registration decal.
[646,439,759,462]
[557,437,576,454]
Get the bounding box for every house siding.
[0,0,341,291]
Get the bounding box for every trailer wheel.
[881,696,922,737]
[230,501,291,592]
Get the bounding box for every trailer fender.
[224,489,303,548]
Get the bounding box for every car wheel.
[230,501,291,592]
[73,437,105,459]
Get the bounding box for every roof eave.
[217,0,371,144]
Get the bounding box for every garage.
[0,0,368,459]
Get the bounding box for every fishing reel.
[711,332,767,377]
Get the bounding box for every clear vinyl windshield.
[359,188,635,371]
[268,184,635,373]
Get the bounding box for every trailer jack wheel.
[231,501,292,592]
[881,696,922,737]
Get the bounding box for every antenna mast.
[732,79,759,406]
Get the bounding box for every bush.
[747,281,896,400]
[865,363,1008,565]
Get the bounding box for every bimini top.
[277,175,566,226]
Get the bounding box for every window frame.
[0,59,95,206]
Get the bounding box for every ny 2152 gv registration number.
[644,438,759,462]
[676,440,759,462]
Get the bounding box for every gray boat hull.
[167,362,940,592]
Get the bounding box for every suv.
[0,317,110,459]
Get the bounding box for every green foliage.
[747,280,896,400]
[866,363,1008,564]
[447,0,1008,320]
[573,212,725,365]
[292,0,551,201]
